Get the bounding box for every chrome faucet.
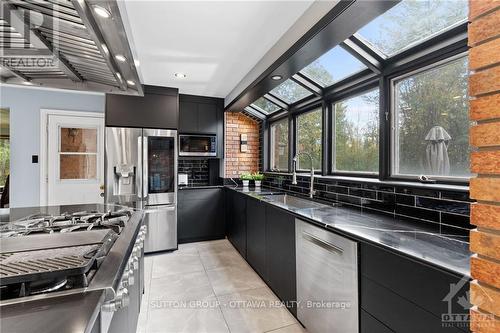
[292,152,316,199]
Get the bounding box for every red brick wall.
[224,112,260,177]
[468,0,500,332]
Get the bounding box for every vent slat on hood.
[0,0,142,95]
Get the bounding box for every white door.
[46,114,104,205]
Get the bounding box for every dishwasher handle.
[302,231,344,255]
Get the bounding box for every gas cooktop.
[0,204,140,301]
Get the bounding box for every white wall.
[0,85,105,207]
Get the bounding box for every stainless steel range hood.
[0,0,142,95]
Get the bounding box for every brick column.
[468,1,500,332]
[224,112,260,177]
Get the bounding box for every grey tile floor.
[137,239,307,333]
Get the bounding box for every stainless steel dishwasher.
[296,219,359,333]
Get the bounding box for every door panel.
[105,127,143,204]
[47,114,104,205]
[143,204,177,253]
[246,197,267,279]
[142,129,177,205]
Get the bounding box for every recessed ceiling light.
[115,54,126,62]
[126,80,135,86]
[174,72,186,78]
[271,75,283,81]
[23,81,33,85]
[134,59,140,67]
[101,44,109,54]
[93,5,111,19]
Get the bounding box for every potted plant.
[240,173,252,187]
[252,172,264,187]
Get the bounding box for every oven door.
[179,135,217,157]
[142,129,177,206]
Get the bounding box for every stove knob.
[131,256,140,270]
[132,245,141,257]
[116,288,129,309]
[121,269,135,287]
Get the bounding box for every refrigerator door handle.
[142,136,148,200]
[137,135,143,199]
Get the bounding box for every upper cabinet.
[106,85,179,129]
[179,95,222,134]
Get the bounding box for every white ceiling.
[120,0,315,98]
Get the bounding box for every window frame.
[331,87,381,176]
[263,17,469,186]
[389,52,470,183]
[269,117,290,172]
[294,105,324,173]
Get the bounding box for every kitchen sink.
[262,194,326,210]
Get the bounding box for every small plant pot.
[242,180,249,187]
[254,180,261,187]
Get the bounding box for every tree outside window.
[297,109,322,171]
[270,119,289,171]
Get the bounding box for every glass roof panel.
[357,0,468,57]
[270,79,313,104]
[251,97,280,114]
[300,46,367,87]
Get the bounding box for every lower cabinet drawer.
[361,309,394,333]
[361,277,467,333]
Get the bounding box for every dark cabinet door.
[227,191,247,257]
[360,309,394,333]
[178,188,225,243]
[106,86,178,129]
[198,103,217,134]
[179,101,198,133]
[265,205,296,316]
[246,197,267,279]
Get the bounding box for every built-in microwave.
[179,134,217,157]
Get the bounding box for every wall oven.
[179,134,217,157]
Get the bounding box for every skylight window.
[357,0,468,57]
[251,97,280,114]
[300,46,367,87]
[270,79,313,104]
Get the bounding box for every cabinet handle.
[302,231,344,255]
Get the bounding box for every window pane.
[60,127,97,153]
[270,119,289,171]
[394,56,470,178]
[60,154,97,180]
[0,108,9,190]
[335,89,379,173]
[270,79,312,104]
[297,109,322,170]
[301,46,367,87]
[358,0,468,57]
[251,97,280,114]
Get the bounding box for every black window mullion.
[288,114,295,173]
[379,76,391,180]
[322,101,329,176]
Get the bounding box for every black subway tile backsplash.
[178,159,209,186]
[395,194,416,206]
[263,173,472,235]
[441,212,472,230]
[395,187,440,198]
[416,197,470,215]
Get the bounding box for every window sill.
[264,171,469,192]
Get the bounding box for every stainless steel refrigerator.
[105,127,177,253]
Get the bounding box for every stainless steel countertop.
[0,290,104,333]
[228,186,471,277]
